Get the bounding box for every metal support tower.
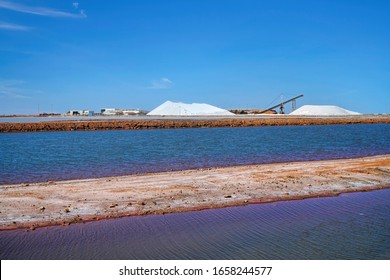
[291,99,296,111]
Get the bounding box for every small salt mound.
[290,105,360,116]
[147,101,235,116]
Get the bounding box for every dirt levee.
[1,115,390,133]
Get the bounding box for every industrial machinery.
[258,94,304,114]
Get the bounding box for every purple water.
[1,189,389,259]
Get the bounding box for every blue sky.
[0,0,389,114]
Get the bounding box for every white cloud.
[0,80,32,99]
[150,78,174,89]
[0,0,87,18]
[72,2,79,9]
[0,21,31,31]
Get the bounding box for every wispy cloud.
[72,2,86,17]
[149,78,174,89]
[0,80,32,99]
[0,21,31,31]
[0,0,87,18]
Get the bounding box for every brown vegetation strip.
[1,116,390,133]
[1,154,389,230]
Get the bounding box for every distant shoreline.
[1,154,389,230]
[1,115,390,133]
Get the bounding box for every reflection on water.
[1,189,390,259]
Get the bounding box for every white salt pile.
[290,105,360,116]
[147,101,235,116]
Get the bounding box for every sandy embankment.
[1,154,390,230]
[1,115,390,133]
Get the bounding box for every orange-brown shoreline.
[1,154,389,231]
[1,115,390,133]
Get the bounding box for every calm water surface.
[1,124,390,184]
[1,189,389,259]
[1,124,389,259]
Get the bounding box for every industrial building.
[64,110,94,116]
[100,108,148,115]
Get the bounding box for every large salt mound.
[147,101,235,116]
[290,105,360,116]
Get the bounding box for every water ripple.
[1,189,390,259]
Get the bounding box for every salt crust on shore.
[1,155,389,230]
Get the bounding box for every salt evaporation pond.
[1,124,390,184]
[1,124,390,259]
[1,189,390,259]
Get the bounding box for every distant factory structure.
[100,108,148,116]
[65,110,95,116]
[64,108,148,116]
